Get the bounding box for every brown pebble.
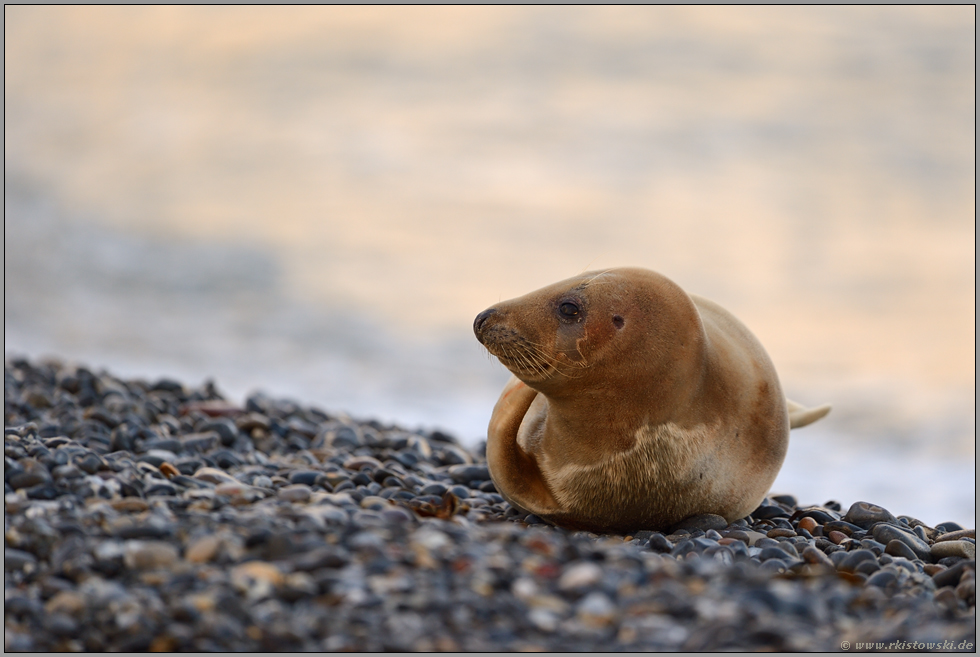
[44,590,86,617]
[193,467,238,485]
[801,546,834,568]
[827,530,848,545]
[923,564,946,576]
[837,571,868,585]
[186,535,222,564]
[797,517,818,533]
[123,540,179,570]
[956,577,976,603]
[215,481,249,495]
[235,412,271,431]
[187,592,217,613]
[343,455,383,471]
[159,462,179,479]
[322,471,350,487]
[110,498,150,513]
[231,561,284,599]
[767,528,797,539]
[180,400,242,418]
[930,540,976,561]
[149,636,178,652]
[934,587,960,610]
[717,537,739,546]
[934,528,976,543]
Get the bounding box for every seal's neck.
[538,391,660,468]
[537,345,710,467]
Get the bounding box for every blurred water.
[4,7,975,525]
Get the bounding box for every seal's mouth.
[491,349,555,379]
[482,336,588,384]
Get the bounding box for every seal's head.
[474,268,706,414]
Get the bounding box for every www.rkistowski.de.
[842,640,974,651]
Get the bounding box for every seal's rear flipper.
[787,400,831,429]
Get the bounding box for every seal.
[473,267,830,534]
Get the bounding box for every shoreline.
[4,357,976,651]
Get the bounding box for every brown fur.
[474,267,791,534]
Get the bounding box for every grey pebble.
[4,548,38,571]
[871,524,932,561]
[884,539,918,561]
[671,513,728,533]
[838,549,877,572]
[843,501,899,529]
[933,560,976,589]
[758,546,790,562]
[7,458,52,489]
[866,569,898,589]
[446,464,490,484]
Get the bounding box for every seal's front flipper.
[787,400,831,429]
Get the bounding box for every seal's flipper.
[787,400,831,429]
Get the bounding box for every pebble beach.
[4,357,976,652]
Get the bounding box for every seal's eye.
[559,302,579,318]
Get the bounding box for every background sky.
[5,6,975,525]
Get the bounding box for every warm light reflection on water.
[5,7,975,523]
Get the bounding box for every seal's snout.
[473,308,497,341]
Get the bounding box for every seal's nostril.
[473,308,497,335]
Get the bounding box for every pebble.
[767,528,797,539]
[843,501,900,529]
[231,561,284,600]
[446,464,490,484]
[7,458,52,489]
[935,528,976,543]
[343,455,382,471]
[558,562,604,590]
[797,516,818,533]
[751,503,788,519]
[672,513,728,533]
[4,548,38,571]
[930,540,976,561]
[576,592,617,628]
[801,546,834,568]
[288,470,320,486]
[278,484,312,503]
[933,561,976,589]
[44,590,86,617]
[871,524,932,561]
[2,357,975,652]
[185,534,223,563]
[123,540,179,570]
[884,539,919,561]
[193,466,238,485]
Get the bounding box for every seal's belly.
[536,422,717,531]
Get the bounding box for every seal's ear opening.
[613,315,625,329]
